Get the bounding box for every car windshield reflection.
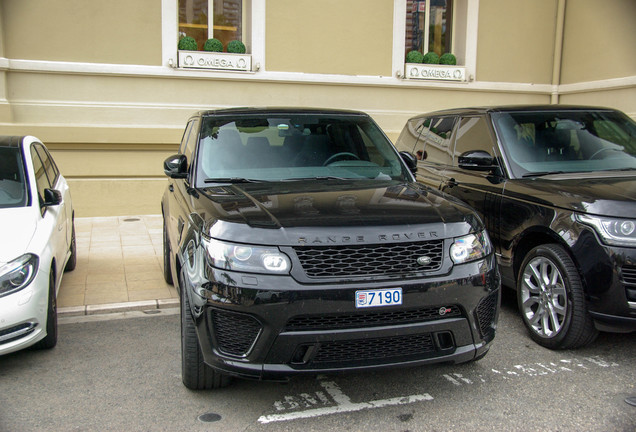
[0,146,28,208]
[195,114,407,187]
[492,110,636,178]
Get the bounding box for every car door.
[165,118,199,259]
[413,116,457,190]
[439,115,505,253]
[31,143,68,276]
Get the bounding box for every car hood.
[196,180,482,245]
[511,171,636,218]
[0,207,37,263]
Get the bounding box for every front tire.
[163,218,173,285]
[517,244,597,349]
[180,270,231,390]
[32,270,58,350]
[64,217,77,272]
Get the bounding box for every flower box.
[178,50,252,72]
[404,63,466,82]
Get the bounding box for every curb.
[59,298,180,317]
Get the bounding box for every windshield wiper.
[521,171,566,178]
[203,177,266,184]
[281,176,350,181]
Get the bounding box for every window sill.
[177,50,252,72]
[404,63,466,82]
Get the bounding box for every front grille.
[285,305,462,331]
[293,240,444,278]
[313,333,436,364]
[0,323,36,345]
[475,291,499,339]
[210,309,262,357]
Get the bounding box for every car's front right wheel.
[180,270,231,390]
[517,244,597,349]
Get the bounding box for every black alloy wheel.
[33,269,58,350]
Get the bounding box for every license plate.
[355,288,402,309]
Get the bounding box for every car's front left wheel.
[517,244,597,349]
[32,270,58,350]
[180,270,231,390]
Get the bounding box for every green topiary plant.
[439,53,457,65]
[422,51,440,64]
[178,36,198,51]
[227,40,246,54]
[405,50,424,64]
[203,38,223,52]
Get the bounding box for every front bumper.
[572,231,636,333]
[0,267,49,356]
[184,255,500,380]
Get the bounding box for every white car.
[0,135,76,355]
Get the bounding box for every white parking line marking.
[258,380,433,424]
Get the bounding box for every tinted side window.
[416,116,456,165]
[395,117,427,154]
[31,147,51,206]
[453,116,495,165]
[183,119,200,168]
[179,120,194,154]
[34,144,59,186]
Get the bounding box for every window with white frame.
[401,0,473,82]
[406,0,453,57]
[178,0,250,53]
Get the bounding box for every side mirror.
[163,154,188,179]
[43,188,62,206]
[399,151,418,174]
[458,150,498,172]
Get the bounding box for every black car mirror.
[164,154,188,179]
[399,151,418,174]
[458,150,498,172]
[43,188,62,206]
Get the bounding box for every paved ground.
[57,215,179,316]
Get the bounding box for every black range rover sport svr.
[162,108,500,390]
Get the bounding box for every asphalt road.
[1,291,635,432]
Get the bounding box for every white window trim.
[394,0,479,82]
[162,0,265,71]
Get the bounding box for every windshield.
[194,113,410,186]
[492,110,636,177]
[0,146,28,208]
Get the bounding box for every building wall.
[266,0,394,76]
[2,0,162,65]
[0,0,634,217]
[476,0,558,84]
[560,0,636,84]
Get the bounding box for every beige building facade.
[0,0,634,216]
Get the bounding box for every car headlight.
[577,214,636,247]
[205,238,291,274]
[0,253,39,297]
[450,231,492,264]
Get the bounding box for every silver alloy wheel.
[520,255,568,338]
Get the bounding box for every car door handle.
[169,185,174,192]
[445,178,458,188]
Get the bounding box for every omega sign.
[178,51,251,72]
[406,64,466,82]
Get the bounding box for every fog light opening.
[291,344,316,365]
[434,331,455,351]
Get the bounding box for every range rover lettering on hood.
[297,231,439,245]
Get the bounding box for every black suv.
[395,105,636,349]
[162,108,500,389]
